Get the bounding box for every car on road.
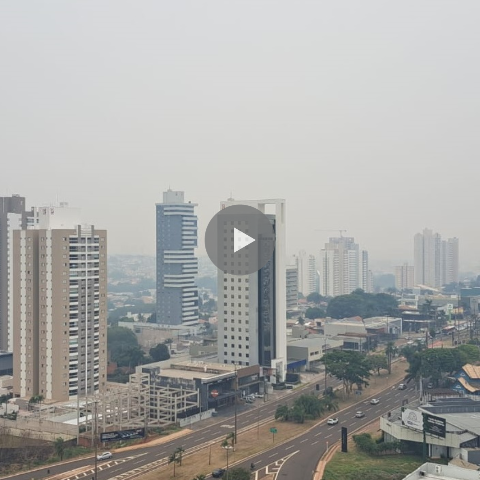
[398,383,407,390]
[327,418,339,425]
[355,411,365,418]
[97,452,113,461]
[370,398,380,405]
[212,468,226,478]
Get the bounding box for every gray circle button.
[205,204,276,276]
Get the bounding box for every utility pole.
[234,363,238,445]
[94,400,98,480]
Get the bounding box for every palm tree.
[168,449,182,477]
[54,437,65,460]
[320,395,339,413]
[225,431,235,448]
[192,475,206,480]
[385,341,395,374]
[175,446,185,466]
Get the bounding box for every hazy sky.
[2,2,479,272]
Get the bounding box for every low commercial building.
[287,336,343,371]
[452,364,480,396]
[403,463,480,480]
[381,397,480,459]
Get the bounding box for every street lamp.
[93,399,98,480]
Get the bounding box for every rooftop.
[403,463,480,480]
[462,364,480,380]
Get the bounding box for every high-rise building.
[0,195,31,352]
[395,263,415,290]
[320,236,371,297]
[156,190,198,326]
[286,265,298,311]
[217,199,286,382]
[12,204,107,402]
[414,228,459,288]
[296,250,317,297]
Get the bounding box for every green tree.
[192,475,207,480]
[305,307,326,320]
[322,350,371,395]
[306,292,323,304]
[147,312,157,323]
[369,354,388,375]
[298,316,305,325]
[274,405,290,421]
[225,431,235,447]
[149,343,171,362]
[226,467,251,480]
[175,446,185,466]
[326,294,365,319]
[168,448,182,477]
[54,437,65,460]
[326,291,398,319]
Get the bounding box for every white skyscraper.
[414,228,459,288]
[296,250,317,297]
[320,236,371,297]
[217,199,287,382]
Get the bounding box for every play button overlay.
[205,204,276,276]
[234,228,255,253]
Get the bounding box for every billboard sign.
[401,408,423,431]
[424,414,446,438]
[100,427,145,443]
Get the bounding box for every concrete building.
[217,198,287,382]
[296,250,317,297]
[0,195,31,352]
[287,336,343,370]
[12,204,107,402]
[414,229,459,288]
[286,265,298,311]
[403,463,480,480]
[381,397,480,460]
[156,190,199,326]
[319,236,372,297]
[395,263,415,291]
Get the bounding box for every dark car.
[212,468,226,478]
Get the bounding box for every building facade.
[12,205,107,401]
[286,265,298,311]
[414,228,459,288]
[0,195,31,352]
[217,198,287,382]
[296,250,317,297]
[395,263,415,290]
[319,236,371,297]
[156,190,199,326]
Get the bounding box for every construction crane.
[315,229,347,237]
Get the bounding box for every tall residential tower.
[156,190,199,326]
[0,195,31,352]
[414,228,459,288]
[12,204,107,401]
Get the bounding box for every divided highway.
[4,372,416,480]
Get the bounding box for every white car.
[255,393,264,398]
[97,452,113,461]
[355,411,365,418]
[370,398,380,405]
[327,418,339,425]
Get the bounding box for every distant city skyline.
[2,2,480,271]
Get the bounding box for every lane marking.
[312,440,319,445]
[285,445,295,450]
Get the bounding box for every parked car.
[212,468,226,478]
[398,383,407,390]
[355,411,365,418]
[370,398,380,405]
[327,418,339,425]
[255,393,264,398]
[285,384,294,389]
[97,452,113,461]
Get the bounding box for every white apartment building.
[414,229,459,288]
[12,204,107,402]
[217,199,287,382]
[320,236,372,297]
[395,263,415,290]
[296,250,317,297]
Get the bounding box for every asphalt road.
[233,382,418,480]
[3,377,340,480]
